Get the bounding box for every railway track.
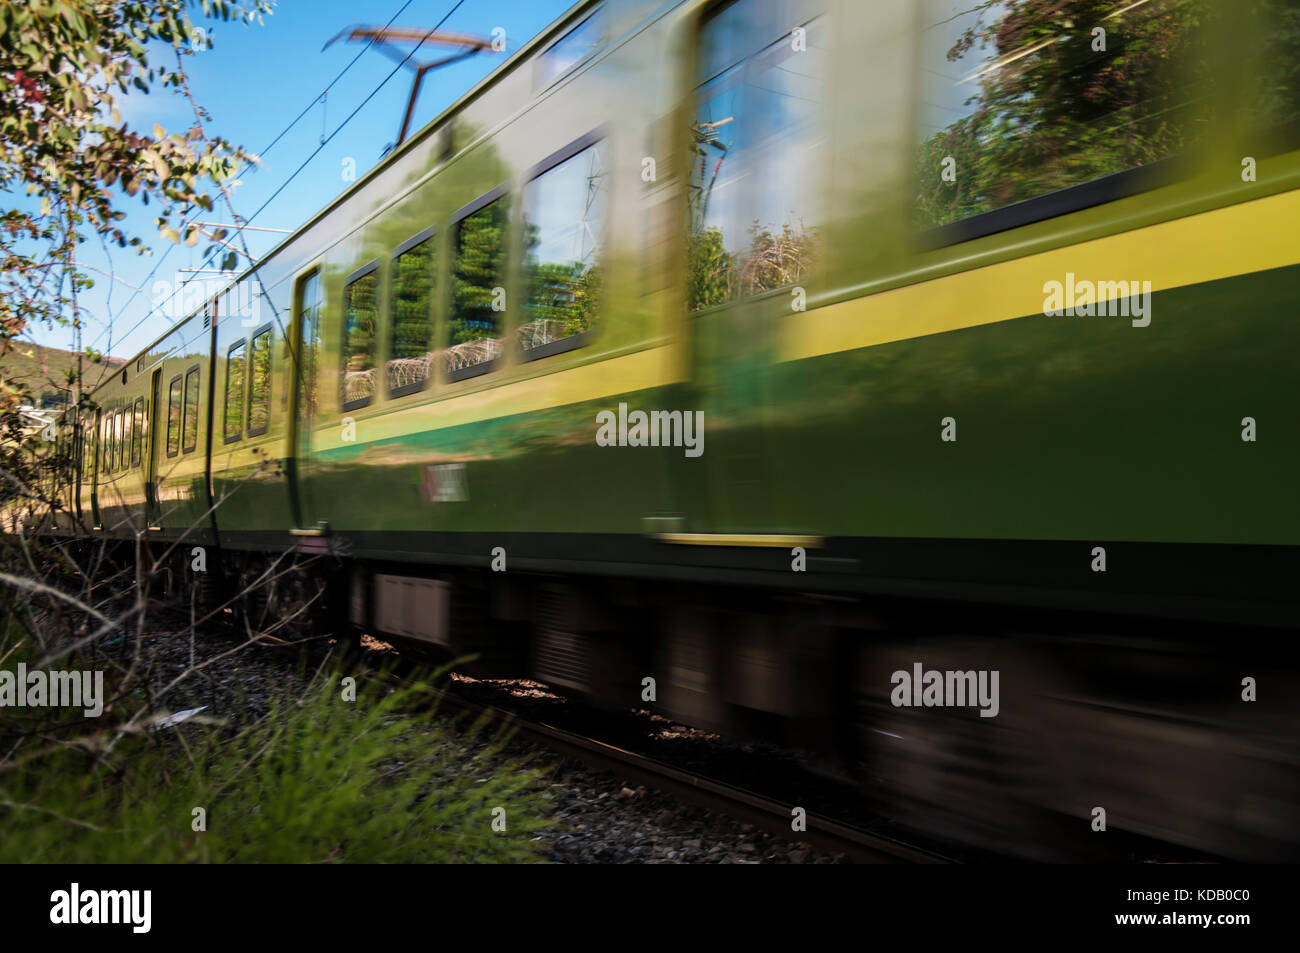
[363,665,956,864]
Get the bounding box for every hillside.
[0,341,126,408]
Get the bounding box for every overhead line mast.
[323,25,495,150]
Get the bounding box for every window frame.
[517,129,608,364]
[916,157,1188,250]
[340,260,382,412]
[247,323,274,437]
[387,226,439,400]
[182,364,200,455]
[166,374,182,458]
[224,337,248,444]
[446,184,510,384]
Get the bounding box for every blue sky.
[29,0,575,359]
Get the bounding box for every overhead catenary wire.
[230,0,470,243]
[149,0,476,370]
[86,0,424,358]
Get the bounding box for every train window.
[388,230,436,397]
[447,190,509,380]
[132,397,144,467]
[113,410,123,473]
[121,407,132,471]
[535,8,605,90]
[166,376,182,457]
[105,412,114,473]
[224,339,247,442]
[914,0,1218,235]
[689,3,826,310]
[520,137,606,358]
[341,263,379,410]
[182,366,200,454]
[248,326,273,435]
[297,272,323,426]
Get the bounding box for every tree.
[0,0,272,420]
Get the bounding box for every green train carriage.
[43,0,1300,860]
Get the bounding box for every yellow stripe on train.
[779,188,1300,365]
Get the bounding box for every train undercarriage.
[121,538,1300,864]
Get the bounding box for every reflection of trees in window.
[521,142,605,351]
[121,408,132,470]
[224,341,247,440]
[182,367,199,453]
[248,329,272,434]
[448,197,509,372]
[688,4,823,311]
[166,377,181,457]
[297,272,322,424]
[915,0,1220,230]
[342,271,379,405]
[388,239,436,392]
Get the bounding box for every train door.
[288,269,323,531]
[145,368,163,528]
[683,0,829,533]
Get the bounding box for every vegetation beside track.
[0,538,554,863]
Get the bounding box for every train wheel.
[846,632,1060,859]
